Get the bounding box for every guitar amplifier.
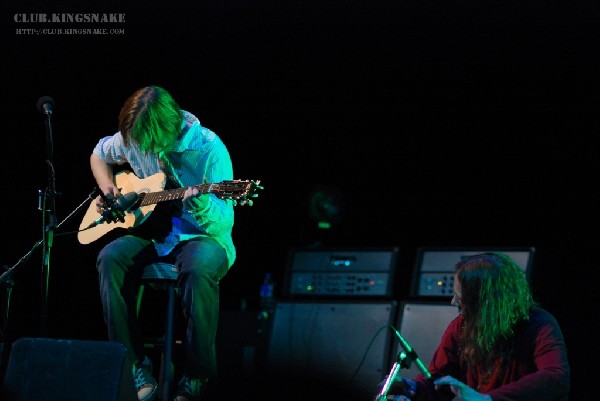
[283,247,400,298]
[266,300,397,399]
[411,247,536,298]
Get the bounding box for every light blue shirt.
[92,111,236,267]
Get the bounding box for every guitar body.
[78,171,167,244]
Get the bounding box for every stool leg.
[161,284,176,400]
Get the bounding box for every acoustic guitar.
[78,170,261,244]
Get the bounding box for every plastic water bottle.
[256,272,276,368]
[257,272,275,342]
[259,272,275,311]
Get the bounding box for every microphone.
[87,192,139,228]
[393,328,432,379]
[37,96,55,116]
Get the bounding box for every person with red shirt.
[386,252,570,401]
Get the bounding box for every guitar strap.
[157,152,185,190]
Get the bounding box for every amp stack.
[266,246,400,400]
[394,246,536,379]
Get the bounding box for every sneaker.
[173,375,208,401]
[133,356,157,401]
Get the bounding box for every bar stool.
[137,262,180,401]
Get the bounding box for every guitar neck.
[138,184,213,207]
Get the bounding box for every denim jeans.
[96,234,229,379]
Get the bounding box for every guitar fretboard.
[138,184,216,207]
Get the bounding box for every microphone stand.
[375,328,432,401]
[0,191,98,378]
[40,102,57,337]
[375,351,409,401]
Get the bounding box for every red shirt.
[414,307,570,401]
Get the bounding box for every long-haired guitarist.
[90,85,235,401]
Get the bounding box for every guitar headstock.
[215,180,263,206]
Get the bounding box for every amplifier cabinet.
[1,337,137,401]
[283,247,400,298]
[266,300,397,400]
[393,302,459,379]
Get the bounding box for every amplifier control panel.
[284,247,399,298]
[417,272,455,297]
[412,247,535,297]
[288,272,391,296]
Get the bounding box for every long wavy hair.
[457,252,536,370]
[118,86,183,153]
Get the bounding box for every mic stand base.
[0,270,14,381]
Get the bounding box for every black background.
[1,0,599,399]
